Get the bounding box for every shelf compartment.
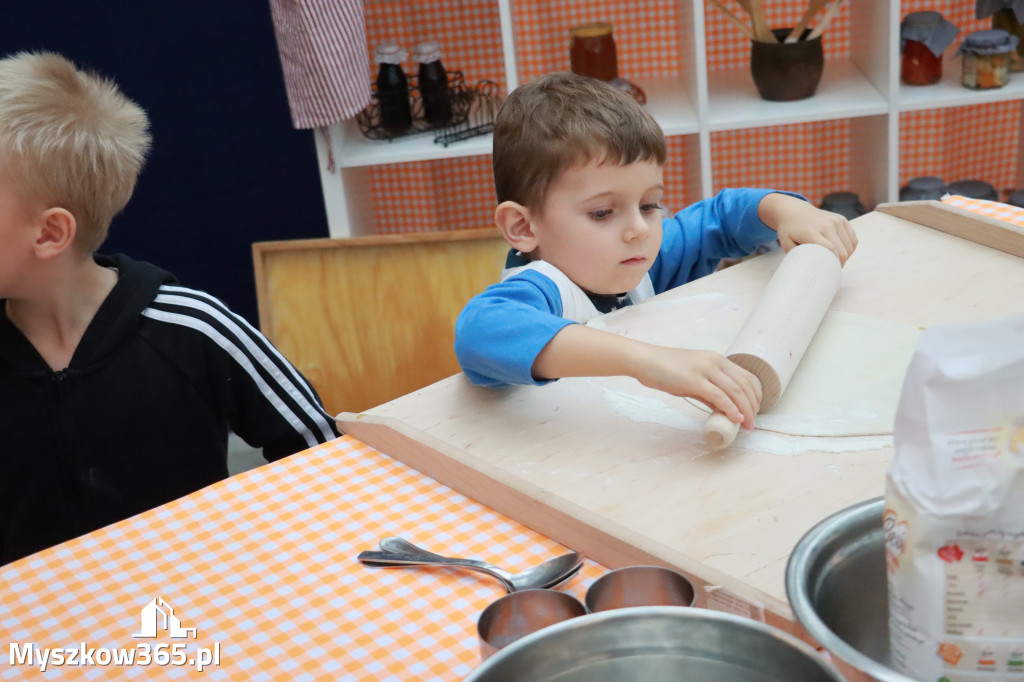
[663,134,696,212]
[898,55,1024,112]
[364,155,496,234]
[899,101,1024,200]
[704,0,854,73]
[634,74,699,135]
[363,0,508,93]
[709,118,880,209]
[510,0,686,85]
[336,118,493,169]
[335,73,696,169]
[706,59,888,131]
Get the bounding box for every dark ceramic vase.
[750,28,824,101]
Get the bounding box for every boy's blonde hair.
[493,71,666,210]
[0,51,151,254]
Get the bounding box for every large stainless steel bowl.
[785,497,916,682]
[464,605,844,681]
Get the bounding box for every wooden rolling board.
[337,206,1024,638]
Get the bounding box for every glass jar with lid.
[900,11,959,85]
[957,29,1019,89]
[992,9,1024,70]
[569,22,618,82]
[975,0,1024,71]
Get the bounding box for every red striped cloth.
[268,0,372,129]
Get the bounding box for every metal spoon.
[357,536,584,592]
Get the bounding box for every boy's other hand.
[759,193,858,266]
[635,347,762,430]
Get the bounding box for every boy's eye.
[641,203,663,214]
[589,209,613,220]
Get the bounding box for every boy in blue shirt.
[455,72,857,431]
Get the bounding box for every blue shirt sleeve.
[454,269,575,387]
[648,188,804,293]
[455,189,807,388]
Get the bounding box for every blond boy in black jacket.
[0,51,338,564]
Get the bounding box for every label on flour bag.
[886,313,1024,681]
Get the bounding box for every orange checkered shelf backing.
[360,0,1023,233]
[0,436,606,680]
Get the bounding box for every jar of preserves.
[957,29,1019,89]
[374,41,412,133]
[413,40,452,128]
[900,12,958,85]
[980,3,1024,71]
[569,22,618,82]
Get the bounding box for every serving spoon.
[357,536,584,593]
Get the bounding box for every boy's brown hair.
[0,51,151,254]
[492,71,666,210]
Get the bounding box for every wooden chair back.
[253,228,508,415]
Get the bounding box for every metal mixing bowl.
[464,605,844,681]
[786,497,916,682]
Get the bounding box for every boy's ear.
[33,208,77,260]
[494,201,538,253]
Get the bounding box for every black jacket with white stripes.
[0,254,339,564]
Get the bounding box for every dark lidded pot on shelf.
[899,176,946,201]
[945,179,998,201]
[819,192,867,220]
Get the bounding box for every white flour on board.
[600,386,893,456]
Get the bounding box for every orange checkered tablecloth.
[0,436,607,680]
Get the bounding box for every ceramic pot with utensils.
[750,28,824,101]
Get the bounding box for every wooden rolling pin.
[703,243,842,449]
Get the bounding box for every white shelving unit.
[316,1,1024,238]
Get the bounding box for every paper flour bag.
[885,313,1024,681]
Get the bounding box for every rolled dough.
[682,311,922,437]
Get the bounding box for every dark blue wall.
[0,1,330,325]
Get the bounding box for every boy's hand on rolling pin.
[533,325,760,428]
[634,347,762,430]
[758,193,858,265]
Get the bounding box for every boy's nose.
[623,211,650,240]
